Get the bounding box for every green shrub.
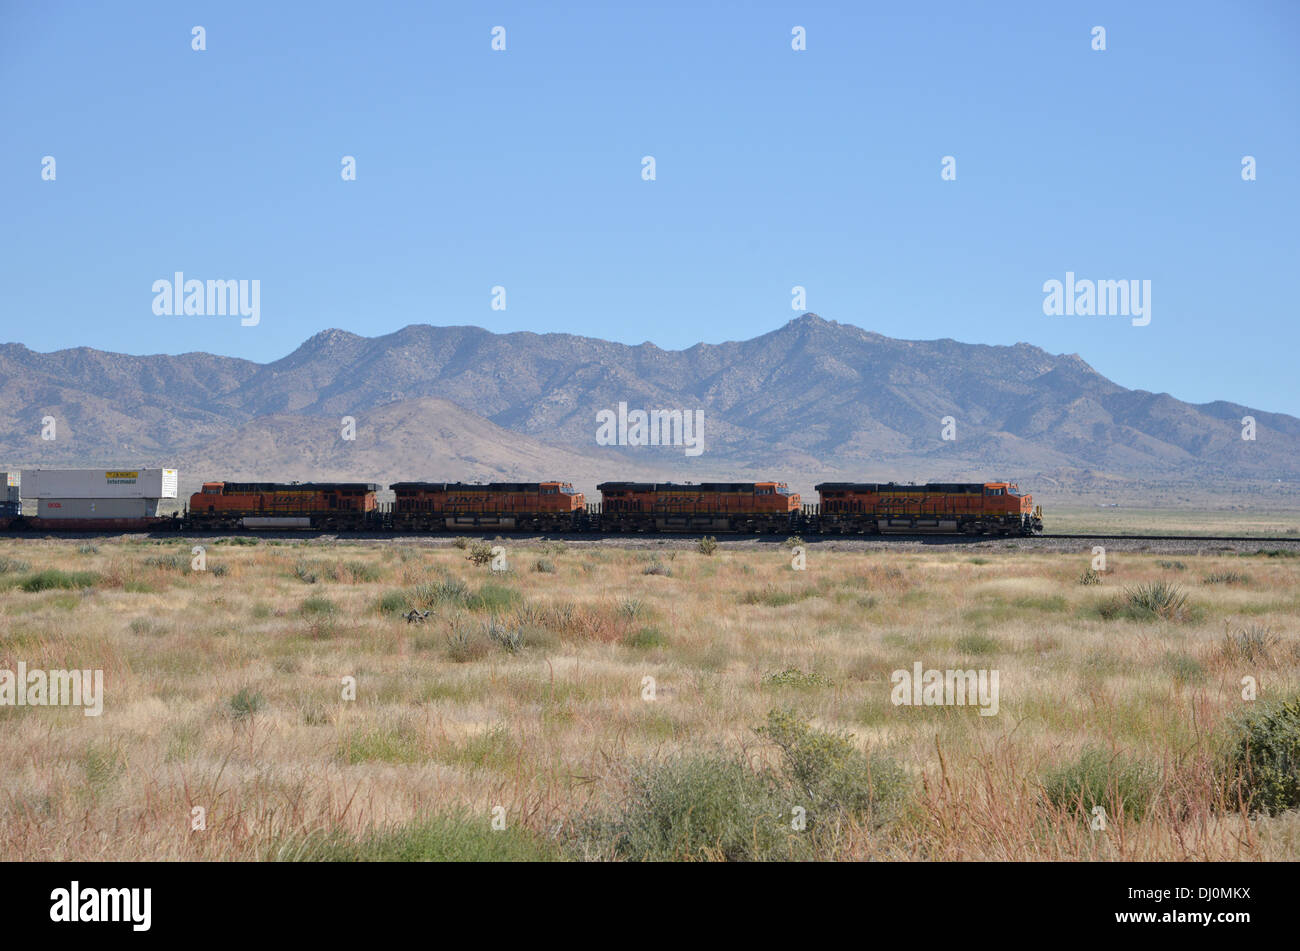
[956,633,1001,655]
[1160,651,1205,686]
[583,753,792,862]
[1077,567,1102,585]
[697,536,719,556]
[533,558,557,574]
[623,627,667,649]
[782,536,804,550]
[77,544,99,555]
[643,560,672,577]
[1222,694,1300,816]
[293,560,319,584]
[81,743,125,792]
[0,557,31,574]
[1040,747,1159,823]
[229,688,265,721]
[337,725,423,765]
[300,596,336,616]
[412,576,470,609]
[344,561,381,583]
[465,582,519,612]
[452,537,472,550]
[466,541,494,566]
[739,588,810,607]
[757,708,909,832]
[377,591,409,616]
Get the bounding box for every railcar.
[596,481,801,533]
[188,481,379,530]
[389,481,585,532]
[813,482,1042,535]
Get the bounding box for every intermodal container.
[21,468,179,500]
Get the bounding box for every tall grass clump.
[229,688,266,721]
[274,814,562,862]
[1219,624,1281,664]
[405,575,473,610]
[465,582,520,612]
[143,553,186,571]
[1100,581,1191,621]
[1203,570,1250,586]
[376,590,409,616]
[696,536,719,556]
[19,569,99,592]
[1040,747,1160,823]
[300,596,337,617]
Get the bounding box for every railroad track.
[2,528,1296,544]
[1038,534,1298,543]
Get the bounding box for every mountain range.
[2,314,1297,507]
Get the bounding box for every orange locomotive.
[189,481,379,530]
[814,481,1042,535]
[597,481,800,533]
[390,481,585,532]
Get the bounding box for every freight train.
[0,469,1044,535]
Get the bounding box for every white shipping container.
[33,498,181,520]
[21,468,179,499]
[36,498,149,519]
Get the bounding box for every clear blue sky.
[2,1,1297,414]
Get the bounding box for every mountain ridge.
[2,314,1297,502]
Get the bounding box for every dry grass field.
[2,535,1299,861]
[1046,505,1300,538]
